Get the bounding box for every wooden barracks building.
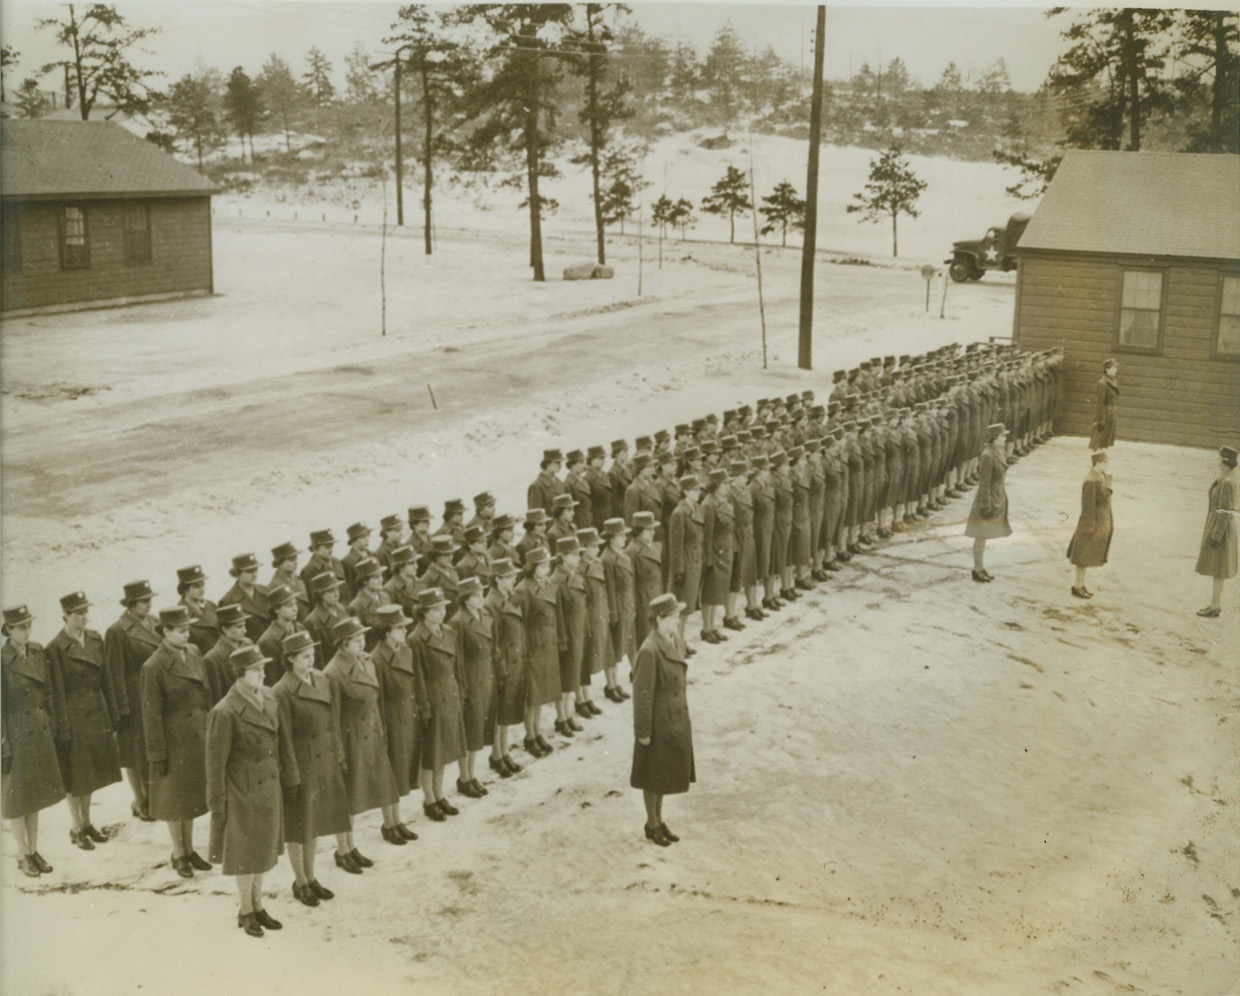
[1013,150,1240,449]
[1,120,217,314]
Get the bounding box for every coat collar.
[327,649,379,687]
[372,639,415,674]
[275,669,333,703]
[412,621,456,656]
[156,641,208,685]
[119,611,161,645]
[2,640,46,683]
[51,628,103,664]
[226,683,278,730]
[554,566,586,591]
[653,628,686,664]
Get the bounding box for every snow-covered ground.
[1,143,1236,996]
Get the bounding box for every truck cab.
[946,213,1030,282]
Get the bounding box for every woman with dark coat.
[514,548,563,757]
[631,594,695,848]
[699,469,734,643]
[965,423,1012,582]
[1196,445,1238,618]
[787,447,814,593]
[206,644,287,937]
[369,606,420,845]
[550,538,588,738]
[105,579,160,821]
[484,559,525,776]
[324,616,397,868]
[176,565,219,656]
[600,519,635,702]
[770,450,795,599]
[142,606,212,878]
[575,528,612,716]
[1089,359,1119,451]
[45,591,121,852]
[751,457,780,610]
[668,475,705,649]
[626,511,664,651]
[409,588,469,818]
[273,630,354,904]
[451,577,497,795]
[1067,450,1114,599]
[2,606,64,877]
[730,462,761,621]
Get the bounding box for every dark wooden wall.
[1014,250,1240,449]
[1,196,213,311]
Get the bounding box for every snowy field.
[1,142,1236,996]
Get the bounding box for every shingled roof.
[1018,150,1240,261]
[1,119,216,200]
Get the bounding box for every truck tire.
[949,259,973,283]
[969,269,984,281]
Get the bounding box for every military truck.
[945,212,1031,282]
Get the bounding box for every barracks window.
[1116,269,1163,353]
[123,202,152,266]
[59,205,90,270]
[1217,275,1240,358]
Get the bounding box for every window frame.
[1,203,22,274]
[1214,271,1240,362]
[122,201,152,266]
[1112,266,1167,356]
[58,204,91,271]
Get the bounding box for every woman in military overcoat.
[409,588,468,819]
[630,595,695,849]
[451,578,496,798]
[1089,359,1119,451]
[626,512,664,650]
[668,475,705,648]
[2,606,64,877]
[45,591,120,851]
[272,630,356,901]
[369,606,420,846]
[324,616,398,867]
[551,538,588,738]
[1195,445,1238,618]
[514,548,563,757]
[206,644,287,937]
[105,580,160,821]
[484,559,526,776]
[575,528,612,716]
[700,468,734,643]
[965,423,1012,582]
[1067,450,1114,599]
[600,519,635,702]
[142,606,212,878]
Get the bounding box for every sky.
[0,1,1198,98]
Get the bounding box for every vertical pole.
[748,155,768,371]
[798,5,826,371]
[394,51,404,227]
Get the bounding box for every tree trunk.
[70,5,89,120]
[1211,13,1229,152]
[1122,9,1141,151]
[586,13,606,266]
[729,209,735,244]
[422,65,434,256]
[526,76,545,282]
[891,210,898,257]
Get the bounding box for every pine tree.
[670,197,696,241]
[701,165,752,244]
[165,70,224,168]
[759,180,805,247]
[846,147,926,257]
[37,4,161,120]
[259,55,302,152]
[16,78,49,118]
[1,45,19,103]
[456,4,576,282]
[223,66,263,163]
[1173,10,1240,153]
[302,46,335,110]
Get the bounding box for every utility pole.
[798,4,825,371]
[394,52,404,227]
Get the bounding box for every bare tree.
[38,4,160,120]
